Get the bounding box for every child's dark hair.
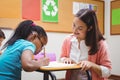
[75,9,105,55]
[0,29,5,39]
[2,20,47,49]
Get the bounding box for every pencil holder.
[34,52,56,62]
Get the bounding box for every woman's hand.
[78,60,102,76]
[78,60,93,71]
[61,57,75,64]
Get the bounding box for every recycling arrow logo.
[42,0,58,17]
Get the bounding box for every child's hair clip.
[31,23,36,26]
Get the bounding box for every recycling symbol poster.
[42,0,58,22]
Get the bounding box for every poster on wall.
[22,0,40,20]
[42,0,58,22]
[111,1,120,35]
[112,8,120,25]
[73,2,97,15]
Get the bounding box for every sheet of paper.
[73,2,80,15]
[43,61,76,68]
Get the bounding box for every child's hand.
[38,57,50,66]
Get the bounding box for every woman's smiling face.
[72,17,88,40]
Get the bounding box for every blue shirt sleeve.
[23,42,36,54]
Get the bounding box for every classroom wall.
[104,0,120,75]
[1,0,120,80]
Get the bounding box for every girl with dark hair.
[0,20,49,80]
[60,9,112,80]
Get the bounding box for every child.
[0,29,5,54]
[60,9,112,80]
[0,20,50,80]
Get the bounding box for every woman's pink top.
[60,35,112,80]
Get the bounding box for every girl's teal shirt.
[0,39,36,80]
